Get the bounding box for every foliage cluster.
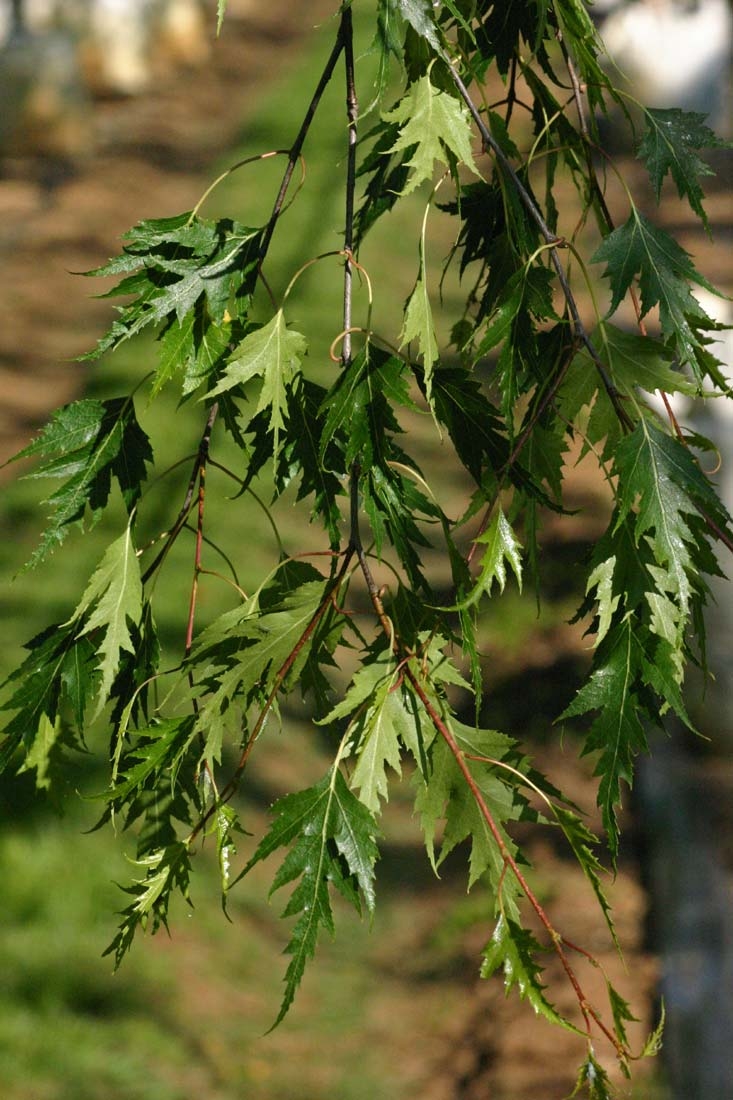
[3,2,731,1092]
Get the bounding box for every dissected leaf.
[9,398,152,568]
[560,618,648,856]
[454,507,523,610]
[71,527,143,715]
[240,768,379,1026]
[382,74,478,194]
[401,272,439,405]
[105,842,192,968]
[638,108,726,232]
[415,719,522,894]
[482,914,580,1032]
[84,213,262,384]
[209,310,307,449]
[585,557,619,648]
[1,623,98,776]
[614,419,730,613]
[186,574,328,766]
[592,212,717,377]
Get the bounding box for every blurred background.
[0,2,730,1097]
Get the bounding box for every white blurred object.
[0,0,209,97]
[599,0,733,135]
[0,3,92,157]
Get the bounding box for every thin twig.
[258,26,346,267]
[341,6,358,368]
[141,403,219,585]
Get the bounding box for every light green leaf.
[401,273,439,405]
[349,684,406,811]
[321,651,430,810]
[586,556,619,647]
[415,721,521,893]
[455,507,522,610]
[209,310,307,446]
[105,843,192,968]
[188,578,327,766]
[72,527,143,714]
[18,712,61,790]
[382,74,478,195]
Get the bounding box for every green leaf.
[455,507,522,610]
[592,212,717,376]
[318,345,413,471]
[17,712,61,790]
[552,805,618,949]
[156,309,233,397]
[321,651,429,811]
[216,0,227,35]
[401,272,439,406]
[382,74,478,195]
[614,420,728,614]
[560,618,648,857]
[415,720,522,893]
[109,716,196,802]
[209,310,307,450]
[104,843,192,968]
[605,978,638,1050]
[241,768,379,1027]
[591,322,698,402]
[638,108,727,233]
[482,914,580,1032]
[187,575,327,766]
[84,215,262,372]
[1,623,97,773]
[395,0,441,50]
[71,527,143,715]
[585,557,619,647]
[205,801,241,907]
[571,1053,615,1099]
[9,398,152,568]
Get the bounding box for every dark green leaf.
[241,768,379,1026]
[10,398,152,567]
[638,108,727,232]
